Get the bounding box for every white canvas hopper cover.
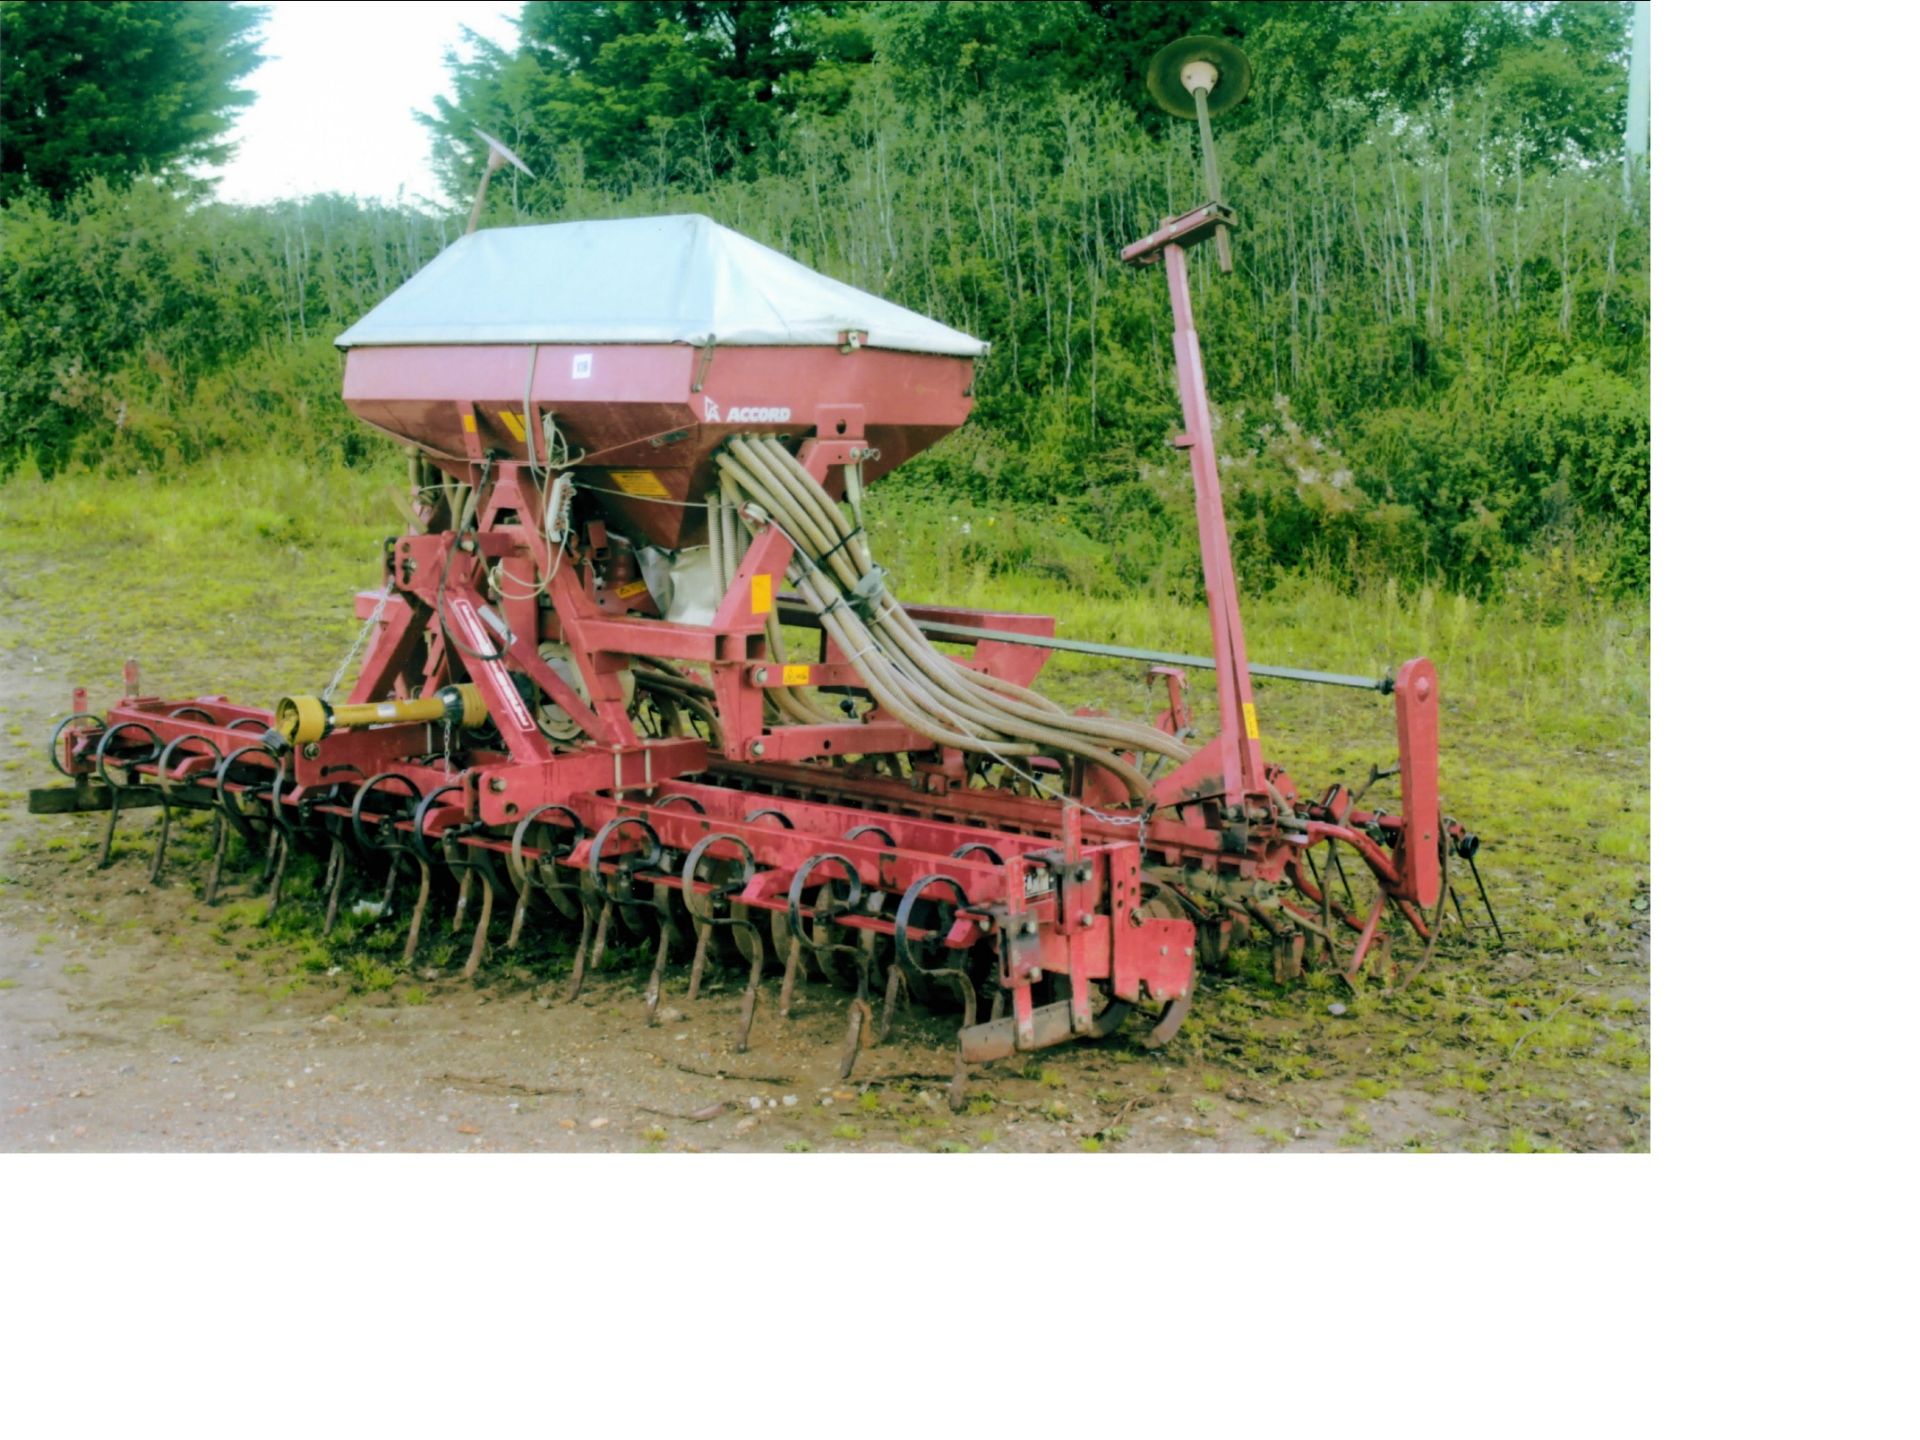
[334,214,988,358]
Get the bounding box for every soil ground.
[0,579,1649,1154]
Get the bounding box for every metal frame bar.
[900,615,1393,693]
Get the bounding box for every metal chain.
[321,585,393,701]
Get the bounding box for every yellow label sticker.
[460,412,477,433]
[1241,702,1261,740]
[497,410,526,442]
[615,579,649,599]
[781,664,811,687]
[608,468,670,498]
[750,574,773,615]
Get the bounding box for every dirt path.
[0,638,1648,1154]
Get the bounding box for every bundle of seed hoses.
[714,435,1192,801]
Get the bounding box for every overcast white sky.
[214,1,522,208]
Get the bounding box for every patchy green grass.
[0,449,1648,1151]
[0,455,396,698]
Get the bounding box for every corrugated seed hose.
[714,435,1194,802]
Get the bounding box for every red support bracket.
[1120,201,1237,266]
[1119,214,1264,808]
[1393,657,1443,908]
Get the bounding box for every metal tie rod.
[889,613,1393,694]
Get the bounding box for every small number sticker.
[572,353,593,379]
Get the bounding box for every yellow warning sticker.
[460,412,477,433]
[609,468,670,498]
[615,580,649,599]
[497,410,527,442]
[750,574,773,615]
[1242,702,1261,740]
[781,664,811,686]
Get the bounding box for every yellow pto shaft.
[274,683,487,745]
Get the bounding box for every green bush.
[0,180,448,476]
[1,3,1648,598]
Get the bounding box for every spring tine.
[265,832,291,919]
[451,860,474,934]
[565,902,592,1000]
[401,856,433,968]
[149,799,173,885]
[989,986,1007,1022]
[254,828,277,896]
[537,855,579,919]
[685,920,712,1000]
[506,885,531,950]
[258,829,280,892]
[837,996,871,1081]
[1465,851,1505,947]
[463,876,495,980]
[203,812,228,905]
[947,1048,970,1114]
[859,930,882,998]
[877,965,904,1044]
[379,854,402,918]
[1282,930,1306,982]
[808,914,846,987]
[322,838,348,936]
[734,928,765,1053]
[1394,881,1449,993]
[1449,882,1469,927]
[1313,854,1338,967]
[1329,847,1357,909]
[943,972,978,1034]
[96,788,123,869]
[642,925,673,1024]
[1302,851,1331,966]
[589,897,616,970]
[777,930,805,1019]
[1372,930,1394,982]
[566,901,606,1003]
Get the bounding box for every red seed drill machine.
[34,38,1493,1102]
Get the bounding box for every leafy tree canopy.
[0,0,266,205]
[422,2,845,198]
[424,1,1628,211]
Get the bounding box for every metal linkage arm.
[903,616,1393,694]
